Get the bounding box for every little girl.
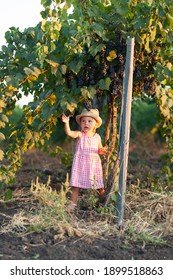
[62,108,107,208]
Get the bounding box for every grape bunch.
[77,77,83,87]
[105,40,116,56]
[117,54,124,65]
[144,77,157,95]
[115,31,123,55]
[83,69,90,86]
[112,77,123,96]
[66,71,74,89]
[109,64,115,78]
[83,100,92,111]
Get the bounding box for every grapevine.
[0,0,173,188]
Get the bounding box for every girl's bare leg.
[71,187,80,206]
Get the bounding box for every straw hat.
[76,108,102,128]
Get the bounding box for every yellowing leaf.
[41,19,47,31]
[1,114,9,123]
[24,67,35,76]
[60,64,67,75]
[33,67,41,76]
[145,36,151,53]
[0,100,6,110]
[34,132,40,142]
[54,20,62,31]
[24,67,41,78]
[27,76,38,82]
[40,139,44,146]
[168,89,173,96]
[140,33,147,44]
[150,26,156,42]
[0,149,4,161]
[106,50,117,61]
[45,59,59,68]
[151,127,158,134]
[27,116,33,125]
[25,130,32,141]
[8,85,18,91]
[166,62,172,71]
[43,46,49,54]
[6,110,13,116]
[9,130,17,138]
[0,132,5,141]
[0,121,5,128]
[47,92,56,106]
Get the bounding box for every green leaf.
[4,189,13,201]
[88,86,96,99]
[81,86,96,99]
[114,0,130,16]
[66,102,77,112]
[69,60,83,74]
[41,101,51,120]
[81,87,89,99]
[167,14,173,29]
[98,77,111,90]
[91,22,107,40]
[164,63,173,77]
[89,43,105,57]
[41,0,51,8]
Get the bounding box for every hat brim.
[76,113,102,128]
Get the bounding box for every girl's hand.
[62,113,70,123]
[98,146,107,155]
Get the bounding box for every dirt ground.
[0,136,173,260]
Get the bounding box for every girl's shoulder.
[95,132,101,139]
[77,131,83,138]
[95,133,102,145]
[71,131,82,139]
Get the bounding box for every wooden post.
[116,37,135,227]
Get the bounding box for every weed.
[30,175,70,220]
[78,189,98,210]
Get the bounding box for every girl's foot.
[66,203,77,212]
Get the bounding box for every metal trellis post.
[116,37,135,227]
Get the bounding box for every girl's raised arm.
[62,114,81,138]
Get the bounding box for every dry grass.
[0,178,118,241]
[124,190,173,244]
[0,175,172,245]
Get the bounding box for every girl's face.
[80,116,96,134]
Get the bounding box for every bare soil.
[0,136,173,260]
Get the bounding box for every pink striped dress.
[70,132,104,189]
